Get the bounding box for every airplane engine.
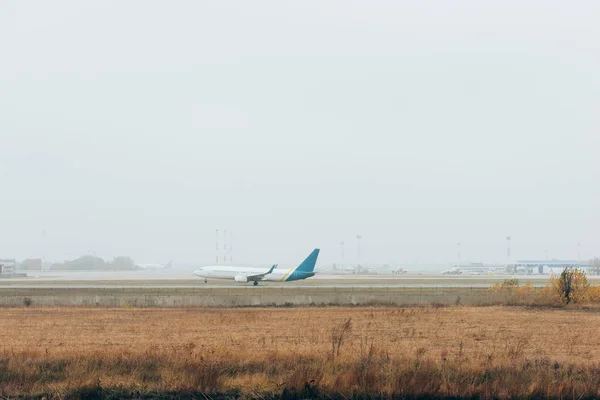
[234,275,248,283]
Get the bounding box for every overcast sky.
[2,1,599,265]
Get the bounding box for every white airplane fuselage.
[193,265,315,282]
[193,249,320,283]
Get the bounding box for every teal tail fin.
[295,249,320,273]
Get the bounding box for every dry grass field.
[2,306,600,398]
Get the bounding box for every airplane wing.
[246,264,277,282]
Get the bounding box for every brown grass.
[2,306,600,398]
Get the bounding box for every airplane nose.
[193,270,201,276]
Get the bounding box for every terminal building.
[515,260,587,275]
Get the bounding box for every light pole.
[340,241,345,261]
[457,242,461,270]
[41,229,47,271]
[215,229,219,265]
[506,236,511,274]
[229,231,233,264]
[356,235,362,263]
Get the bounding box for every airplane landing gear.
[204,279,207,284]
[253,281,258,286]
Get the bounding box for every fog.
[1,1,599,265]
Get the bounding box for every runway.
[0,283,500,289]
[0,269,571,307]
[0,269,575,290]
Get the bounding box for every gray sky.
[2,1,599,265]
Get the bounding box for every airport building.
[515,260,587,275]
[0,259,16,275]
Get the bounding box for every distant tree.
[588,257,600,276]
[551,267,589,304]
[52,256,106,270]
[110,256,135,270]
[18,259,43,271]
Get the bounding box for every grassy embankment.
[0,286,511,307]
[2,306,600,398]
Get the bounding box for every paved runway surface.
[0,269,569,289]
[2,270,586,307]
[0,283,502,289]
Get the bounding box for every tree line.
[51,256,137,271]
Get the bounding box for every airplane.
[135,260,173,270]
[442,266,462,275]
[393,267,407,275]
[192,249,320,286]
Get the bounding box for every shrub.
[587,285,600,302]
[501,279,520,289]
[551,267,589,304]
[515,284,537,304]
[537,285,560,305]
